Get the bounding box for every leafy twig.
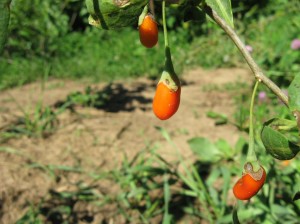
[203,5,289,107]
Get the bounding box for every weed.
[63,86,111,110]
[0,103,59,140]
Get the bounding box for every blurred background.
[0,0,300,223]
[1,0,299,88]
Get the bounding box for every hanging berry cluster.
[139,1,181,120]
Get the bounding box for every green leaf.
[188,137,221,162]
[85,0,148,30]
[138,4,148,26]
[155,126,172,142]
[288,75,300,129]
[220,167,230,208]
[236,207,264,221]
[270,204,297,217]
[234,137,247,154]
[206,0,234,28]
[261,118,300,160]
[206,111,228,125]
[206,168,221,204]
[162,175,172,224]
[264,118,298,132]
[215,139,232,157]
[288,75,300,112]
[0,0,11,55]
[232,206,240,224]
[293,191,300,201]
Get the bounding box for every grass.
[0,99,60,141]
[5,122,300,223]
[0,85,109,142]
[0,76,299,223]
[0,28,188,90]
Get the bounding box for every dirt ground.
[0,67,253,223]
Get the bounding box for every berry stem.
[149,0,155,18]
[247,81,260,172]
[162,0,173,72]
[160,0,179,87]
[203,5,289,108]
[162,0,168,49]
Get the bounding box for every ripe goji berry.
[139,14,158,48]
[233,163,266,200]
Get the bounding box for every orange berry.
[233,165,266,200]
[152,82,180,120]
[139,14,158,48]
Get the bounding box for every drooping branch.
[203,5,289,107]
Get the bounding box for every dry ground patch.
[0,67,252,223]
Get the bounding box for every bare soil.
[0,67,252,223]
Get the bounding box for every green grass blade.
[162,175,172,224]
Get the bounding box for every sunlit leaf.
[288,75,300,112]
[236,207,264,220]
[215,139,232,157]
[270,204,297,217]
[206,0,234,28]
[263,118,298,131]
[288,75,300,129]
[86,0,147,29]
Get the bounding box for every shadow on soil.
[54,82,153,113]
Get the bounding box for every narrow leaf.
[288,75,300,112]
[288,75,300,129]
[232,206,241,224]
[206,0,234,28]
[162,175,172,224]
[155,126,172,142]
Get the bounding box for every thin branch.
[203,5,289,107]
